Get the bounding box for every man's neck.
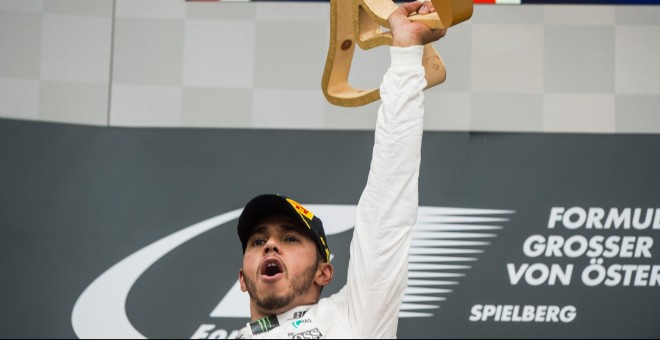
[250,301,317,321]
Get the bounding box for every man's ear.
[239,269,247,292]
[315,263,334,287]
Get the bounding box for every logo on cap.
[287,198,315,222]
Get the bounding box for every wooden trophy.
[322,0,473,107]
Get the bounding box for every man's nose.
[263,239,280,255]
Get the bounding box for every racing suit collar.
[239,304,314,338]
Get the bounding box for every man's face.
[240,216,323,314]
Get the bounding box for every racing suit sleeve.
[334,45,426,338]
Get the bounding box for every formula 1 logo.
[71,205,514,339]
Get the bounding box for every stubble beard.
[244,261,319,312]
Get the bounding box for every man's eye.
[284,236,299,243]
[251,239,266,246]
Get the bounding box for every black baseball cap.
[237,194,330,263]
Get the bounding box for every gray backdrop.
[1,118,659,338]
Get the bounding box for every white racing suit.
[238,46,427,339]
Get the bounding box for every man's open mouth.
[261,258,284,278]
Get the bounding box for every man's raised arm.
[334,1,447,338]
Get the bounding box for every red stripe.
[187,0,504,2]
[185,0,502,3]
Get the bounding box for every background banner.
[1,118,659,339]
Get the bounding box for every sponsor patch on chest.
[291,328,323,339]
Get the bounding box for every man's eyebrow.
[249,223,304,237]
[248,225,267,238]
[280,224,304,234]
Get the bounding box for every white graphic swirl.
[71,205,512,337]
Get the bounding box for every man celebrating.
[236,1,446,338]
